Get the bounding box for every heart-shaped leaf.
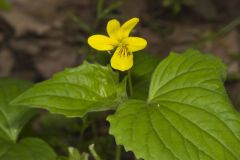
[0,138,56,160]
[108,49,240,160]
[0,78,35,142]
[12,62,126,117]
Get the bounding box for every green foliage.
[12,62,127,117]
[0,78,56,160]
[0,0,11,11]
[10,49,240,159]
[0,78,35,142]
[108,49,240,160]
[68,147,89,160]
[0,138,56,160]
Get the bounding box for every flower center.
[117,46,131,58]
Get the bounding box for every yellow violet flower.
[88,17,147,71]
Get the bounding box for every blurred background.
[0,0,240,159]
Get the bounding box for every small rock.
[0,8,50,35]
[10,39,41,55]
[34,46,80,78]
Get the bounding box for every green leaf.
[108,49,240,160]
[0,78,35,142]
[0,138,56,160]
[131,52,160,100]
[12,62,126,117]
[0,0,11,11]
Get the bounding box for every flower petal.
[88,35,118,51]
[107,19,120,40]
[110,47,133,71]
[123,37,147,52]
[120,17,139,38]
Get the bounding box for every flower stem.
[80,115,88,140]
[114,71,133,160]
[115,145,121,160]
[127,70,133,96]
[89,144,102,160]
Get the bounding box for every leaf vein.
[161,104,239,159]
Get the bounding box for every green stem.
[114,71,133,160]
[89,144,102,160]
[115,145,121,160]
[127,70,133,96]
[92,121,98,140]
[80,115,88,140]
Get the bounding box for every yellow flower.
[88,17,147,71]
